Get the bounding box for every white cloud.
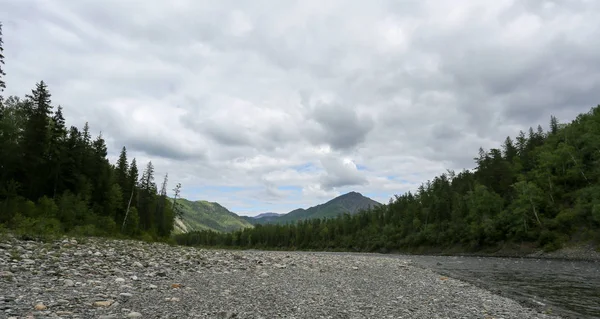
[2,0,600,215]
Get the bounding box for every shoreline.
[0,236,561,318]
[230,241,600,262]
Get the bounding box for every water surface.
[402,255,600,319]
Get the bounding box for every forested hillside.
[173,198,253,233]
[176,107,600,253]
[0,23,178,241]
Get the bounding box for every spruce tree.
[49,106,67,197]
[0,22,6,102]
[22,81,53,199]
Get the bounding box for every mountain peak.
[250,192,381,225]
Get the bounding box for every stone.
[127,311,143,318]
[115,277,125,283]
[34,303,47,311]
[133,261,143,267]
[93,300,114,307]
[64,279,75,287]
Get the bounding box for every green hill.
[251,192,381,225]
[173,198,253,233]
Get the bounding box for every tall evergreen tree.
[22,81,53,199]
[0,22,6,103]
[139,161,156,231]
[49,106,67,197]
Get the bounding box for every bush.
[11,214,61,242]
[539,230,566,252]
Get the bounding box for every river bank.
[0,235,560,318]
[390,241,600,262]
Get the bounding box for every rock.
[171,283,182,288]
[219,311,238,318]
[127,311,143,318]
[99,315,117,319]
[64,279,75,287]
[93,300,114,307]
[115,278,125,283]
[259,272,269,278]
[34,303,47,310]
[352,266,359,270]
[133,261,143,267]
[148,284,158,289]
[274,263,287,269]
[119,293,133,299]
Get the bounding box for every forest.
[176,108,600,252]
[0,22,179,242]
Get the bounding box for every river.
[291,251,600,318]
[404,255,600,319]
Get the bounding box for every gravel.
[0,236,560,318]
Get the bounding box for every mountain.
[251,192,381,225]
[254,212,282,218]
[241,212,283,225]
[172,198,253,234]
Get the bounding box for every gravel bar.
[0,236,560,318]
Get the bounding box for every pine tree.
[115,146,129,190]
[172,182,183,218]
[550,115,559,135]
[0,22,6,102]
[49,106,67,198]
[22,81,53,199]
[139,161,156,231]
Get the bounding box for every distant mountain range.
[245,191,381,225]
[173,192,381,233]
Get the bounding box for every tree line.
[0,22,180,241]
[176,107,600,252]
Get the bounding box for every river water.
[296,251,600,318]
[403,255,600,319]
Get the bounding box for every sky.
[2,0,600,216]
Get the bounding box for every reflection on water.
[406,255,600,319]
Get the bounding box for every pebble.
[0,236,560,319]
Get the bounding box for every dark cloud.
[308,101,375,150]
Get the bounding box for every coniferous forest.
[176,108,600,253]
[0,23,178,241]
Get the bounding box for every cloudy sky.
[2,0,599,216]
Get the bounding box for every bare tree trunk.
[548,176,555,204]
[121,187,135,232]
[528,195,543,227]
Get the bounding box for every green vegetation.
[0,23,178,242]
[246,192,381,225]
[176,107,600,253]
[173,198,253,233]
